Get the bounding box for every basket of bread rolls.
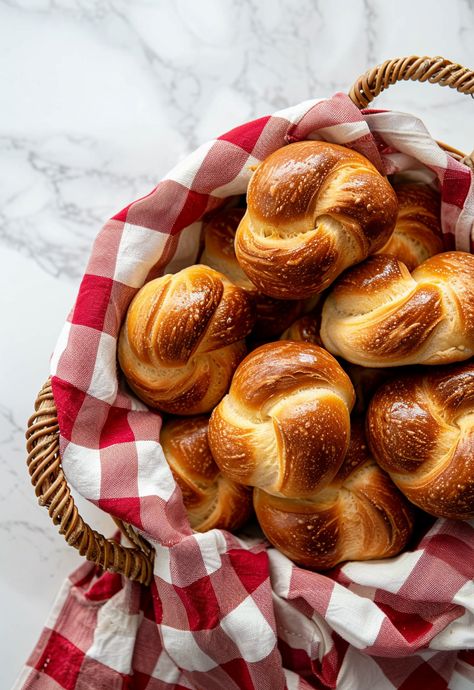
[26,56,474,682]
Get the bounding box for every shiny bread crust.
[118,264,255,414]
[321,251,474,367]
[367,362,474,519]
[161,415,252,532]
[208,341,355,499]
[235,141,398,299]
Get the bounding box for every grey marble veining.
[0,134,157,278]
[1,1,473,686]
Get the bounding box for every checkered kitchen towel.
[18,93,474,690]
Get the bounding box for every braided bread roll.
[280,314,322,347]
[118,265,255,414]
[201,207,303,338]
[367,363,474,519]
[321,252,474,367]
[376,183,443,270]
[254,420,414,569]
[208,341,355,498]
[161,416,252,532]
[235,141,398,299]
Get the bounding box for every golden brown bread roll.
[367,362,474,519]
[254,420,414,569]
[279,292,324,348]
[234,141,398,299]
[161,416,252,532]
[280,313,322,346]
[118,265,255,414]
[208,341,355,498]
[201,207,303,338]
[376,183,443,270]
[320,251,474,367]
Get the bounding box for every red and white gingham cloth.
[18,93,474,690]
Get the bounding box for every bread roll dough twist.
[235,141,398,299]
[208,341,355,498]
[118,265,255,414]
[321,252,474,367]
[367,362,474,519]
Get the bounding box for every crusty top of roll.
[320,251,474,367]
[228,341,353,415]
[367,362,474,519]
[376,182,443,270]
[118,264,255,414]
[235,141,398,299]
[208,341,355,498]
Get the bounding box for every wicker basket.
[26,55,474,586]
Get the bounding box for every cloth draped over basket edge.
[18,93,474,690]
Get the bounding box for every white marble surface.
[1,0,474,687]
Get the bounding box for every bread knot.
[321,251,474,366]
[208,341,355,498]
[118,265,255,414]
[367,362,474,519]
[235,141,398,298]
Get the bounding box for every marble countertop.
[1,0,474,686]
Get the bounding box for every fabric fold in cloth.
[19,93,474,689]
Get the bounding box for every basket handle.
[349,55,474,109]
[26,379,154,585]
